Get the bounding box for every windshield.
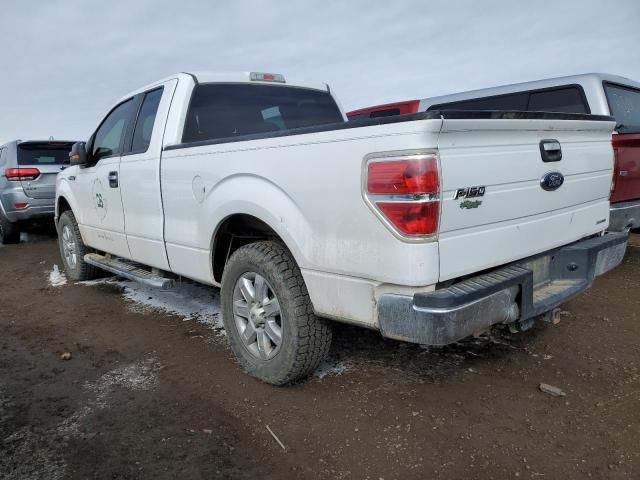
[182,83,344,143]
[604,82,640,133]
[17,142,73,165]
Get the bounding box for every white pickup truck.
[56,71,627,384]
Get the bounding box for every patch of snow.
[80,277,224,333]
[48,265,67,287]
[87,358,159,407]
[59,359,159,435]
[314,359,352,379]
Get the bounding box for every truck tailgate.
[437,115,616,282]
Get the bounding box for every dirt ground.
[1,230,639,480]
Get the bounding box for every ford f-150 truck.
[56,71,627,385]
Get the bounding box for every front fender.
[55,176,83,225]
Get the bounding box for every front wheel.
[221,241,332,385]
[57,211,100,281]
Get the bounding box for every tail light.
[5,168,40,181]
[364,153,440,238]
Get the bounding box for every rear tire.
[57,210,100,281]
[0,213,20,244]
[221,241,332,385]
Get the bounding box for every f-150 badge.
[454,186,486,200]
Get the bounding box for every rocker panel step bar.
[84,253,175,289]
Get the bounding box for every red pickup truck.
[348,73,640,231]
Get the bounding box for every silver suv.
[0,140,75,244]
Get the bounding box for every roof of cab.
[118,71,330,103]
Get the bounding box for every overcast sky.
[1,0,639,144]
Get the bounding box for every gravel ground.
[1,230,639,479]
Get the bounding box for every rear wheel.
[221,241,332,385]
[0,213,20,244]
[57,210,99,281]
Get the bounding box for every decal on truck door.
[92,178,108,221]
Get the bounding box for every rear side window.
[528,87,587,113]
[0,147,6,166]
[604,83,640,132]
[428,92,529,111]
[131,88,163,153]
[182,83,344,143]
[17,143,73,165]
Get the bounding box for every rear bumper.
[378,232,628,345]
[0,188,54,222]
[609,200,640,231]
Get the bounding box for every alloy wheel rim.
[232,272,283,361]
[62,225,77,270]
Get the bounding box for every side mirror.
[69,142,88,166]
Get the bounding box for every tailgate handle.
[108,171,118,188]
[540,140,562,162]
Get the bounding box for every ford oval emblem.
[540,171,564,191]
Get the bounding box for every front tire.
[0,213,20,244]
[57,210,99,281]
[221,241,332,385]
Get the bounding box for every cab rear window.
[182,83,344,143]
[17,143,73,165]
[604,82,640,132]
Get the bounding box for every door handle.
[108,171,118,188]
[539,139,562,162]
